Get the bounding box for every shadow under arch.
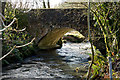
[37,27,77,49]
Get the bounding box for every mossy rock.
[63,35,85,43]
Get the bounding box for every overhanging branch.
[0,18,17,32]
[0,37,35,61]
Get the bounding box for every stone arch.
[37,27,84,49]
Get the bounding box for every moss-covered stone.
[63,31,85,43]
[63,35,85,43]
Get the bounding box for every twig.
[87,1,95,80]
[0,17,6,27]
[16,37,35,48]
[87,42,95,79]
[0,16,26,32]
[23,8,32,13]
[10,27,26,32]
[18,8,32,13]
[0,18,17,32]
[108,57,112,80]
[0,12,5,20]
[0,45,16,61]
[0,37,35,61]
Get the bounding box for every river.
[2,42,91,79]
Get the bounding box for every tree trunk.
[2,2,6,15]
[43,0,46,8]
[47,0,50,8]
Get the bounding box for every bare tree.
[43,0,46,8]
[47,0,50,8]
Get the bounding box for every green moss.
[63,35,85,43]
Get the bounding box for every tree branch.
[23,8,32,13]
[0,45,16,61]
[10,27,26,32]
[16,37,35,48]
[0,12,5,20]
[0,15,26,32]
[0,16,6,27]
[0,18,17,32]
[0,37,35,61]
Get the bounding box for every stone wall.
[25,9,88,42]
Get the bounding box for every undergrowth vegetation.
[89,2,120,78]
[2,3,36,66]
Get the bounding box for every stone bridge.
[21,9,89,49]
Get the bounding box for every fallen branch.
[0,37,35,61]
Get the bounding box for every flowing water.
[2,42,91,79]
